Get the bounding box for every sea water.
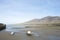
[6,25,25,32]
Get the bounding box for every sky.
[0,0,60,24]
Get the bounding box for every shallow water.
[5,25,60,40]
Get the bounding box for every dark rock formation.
[0,23,6,31]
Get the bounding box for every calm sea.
[6,25,26,32]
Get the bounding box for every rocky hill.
[21,16,60,27]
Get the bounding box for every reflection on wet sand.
[0,28,60,40]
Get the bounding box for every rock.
[0,23,6,31]
[26,31,32,36]
[10,32,15,35]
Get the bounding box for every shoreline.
[0,28,60,40]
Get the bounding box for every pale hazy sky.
[0,0,60,24]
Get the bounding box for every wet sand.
[0,28,60,40]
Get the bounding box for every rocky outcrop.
[0,23,6,31]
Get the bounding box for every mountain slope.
[21,16,60,26]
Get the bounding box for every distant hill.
[21,16,60,27]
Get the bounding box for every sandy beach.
[0,28,60,40]
[0,28,40,40]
